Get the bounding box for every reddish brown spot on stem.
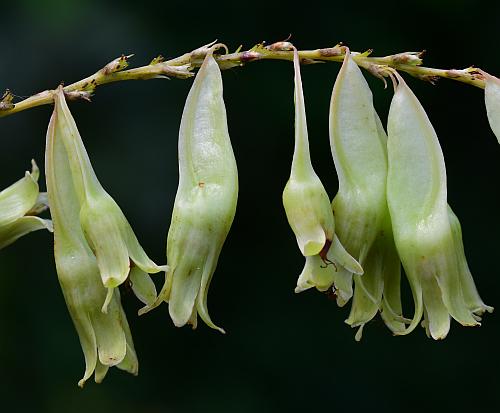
[300,58,316,65]
[319,47,343,57]
[267,41,294,51]
[445,70,461,79]
[240,51,260,62]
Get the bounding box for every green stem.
[0,41,487,118]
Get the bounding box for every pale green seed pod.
[329,51,403,337]
[52,87,164,310]
[0,160,52,249]
[283,48,362,294]
[387,73,492,339]
[142,50,238,333]
[46,96,139,387]
[483,71,500,143]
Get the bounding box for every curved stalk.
[0,41,488,118]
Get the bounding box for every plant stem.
[0,41,487,118]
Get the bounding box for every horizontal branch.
[0,41,488,118]
[0,55,193,117]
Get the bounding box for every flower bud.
[45,101,139,386]
[141,50,238,333]
[387,73,492,339]
[283,48,362,294]
[329,51,403,337]
[0,160,52,249]
[51,87,165,310]
[482,71,500,143]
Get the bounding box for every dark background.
[1,1,499,412]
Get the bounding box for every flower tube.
[482,70,500,144]
[283,48,362,294]
[142,48,238,333]
[329,51,403,337]
[51,87,164,310]
[46,95,139,386]
[386,72,492,339]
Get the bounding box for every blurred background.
[1,0,499,412]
